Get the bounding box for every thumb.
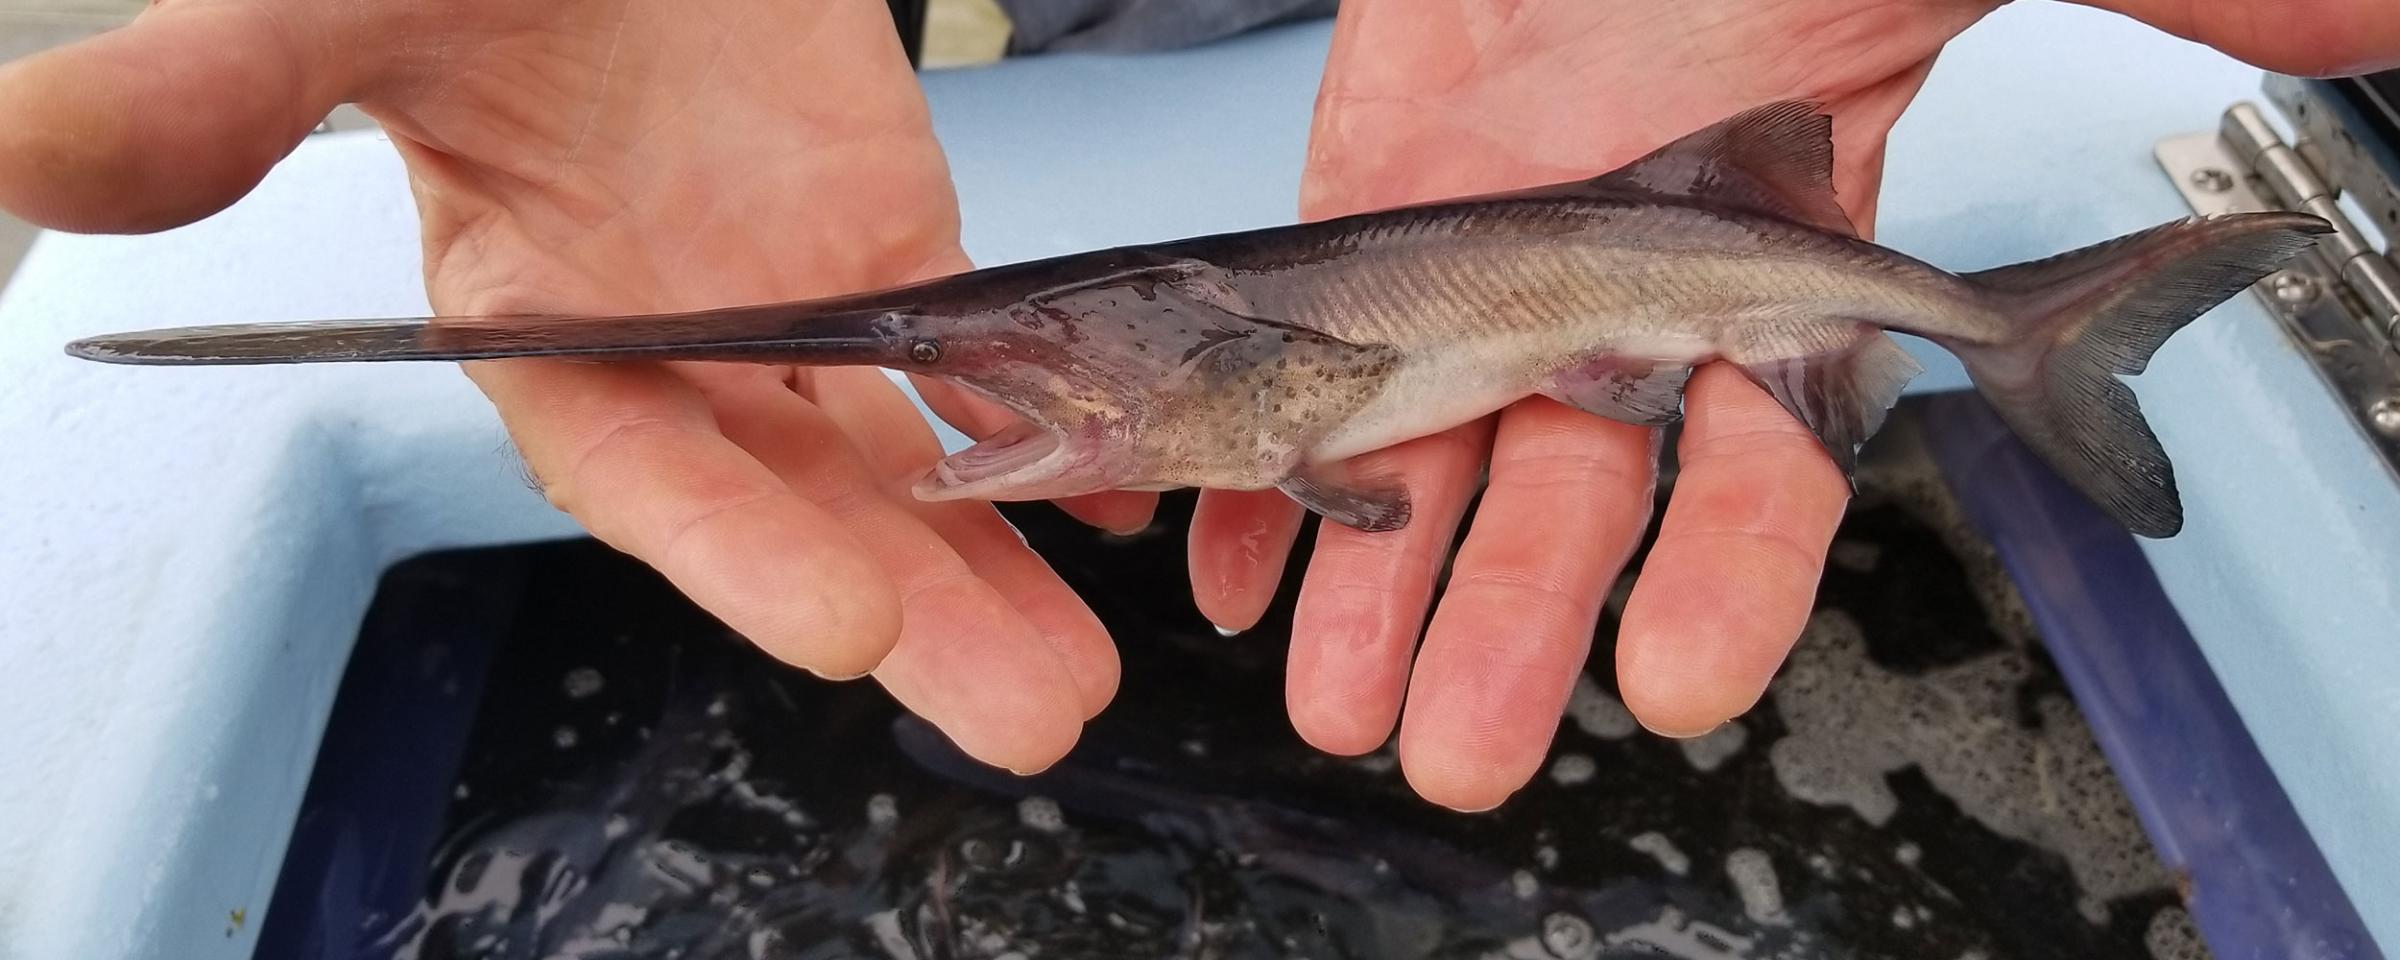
[0,1,367,234]
[2075,0,2400,77]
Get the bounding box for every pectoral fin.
[1279,463,1413,533]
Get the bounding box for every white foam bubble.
[1350,747,1399,773]
[1725,848,1788,926]
[1628,832,1690,876]
[1677,722,1748,772]
[1511,869,1539,899]
[866,793,899,830]
[727,777,803,825]
[552,726,579,750]
[1549,753,1597,786]
[1566,674,1637,740]
[1540,912,1599,960]
[1018,796,1064,833]
[1600,906,1754,960]
[562,667,605,699]
[1764,610,2171,909]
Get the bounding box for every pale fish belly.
[1304,325,1719,465]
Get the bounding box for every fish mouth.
[912,417,1082,502]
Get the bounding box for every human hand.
[0,0,1159,773]
[1187,0,2400,811]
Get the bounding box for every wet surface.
[263,405,2205,960]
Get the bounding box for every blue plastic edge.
[1917,389,2385,960]
[251,558,511,960]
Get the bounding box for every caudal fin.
[1942,212,2331,537]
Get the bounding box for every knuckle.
[1678,425,1826,471]
[537,413,684,519]
[1493,448,1652,499]
[655,488,786,569]
[897,568,988,612]
[1442,576,1589,655]
[1670,526,1824,586]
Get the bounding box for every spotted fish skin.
[67,100,2329,538]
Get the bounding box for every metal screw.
[2270,272,2321,306]
[2189,168,2235,193]
[908,339,943,364]
[2370,397,2400,439]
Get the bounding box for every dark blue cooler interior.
[253,396,2380,960]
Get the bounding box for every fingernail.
[1638,716,1722,739]
[806,666,870,682]
[1211,622,1240,638]
[2333,53,2400,76]
[1444,792,1514,815]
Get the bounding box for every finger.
[1186,489,1307,633]
[463,359,904,679]
[697,370,1086,774]
[1396,398,1657,811]
[1616,364,1848,737]
[1284,420,1494,755]
[908,374,1159,535]
[2072,0,2400,76]
[0,0,366,232]
[812,367,1121,719]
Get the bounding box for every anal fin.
[1279,462,1413,533]
[1733,329,1922,478]
[1540,356,1693,426]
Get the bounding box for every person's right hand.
[0,0,1156,774]
[1184,0,2400,814]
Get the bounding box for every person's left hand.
[0,0,1155,775]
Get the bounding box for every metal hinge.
[2155,78,2400,479]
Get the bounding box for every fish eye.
[908,339,943,365]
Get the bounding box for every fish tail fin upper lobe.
[1936,211,2330,537]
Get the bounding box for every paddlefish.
[67,100,2329,537]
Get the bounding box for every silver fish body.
[1145,197,1984,465]
[67,100,2330,537]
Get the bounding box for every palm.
[375,0,964,317]
[1298,0,1989,227]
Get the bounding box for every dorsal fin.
[1458,99,1857,235]
[1598,98,1855,235]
